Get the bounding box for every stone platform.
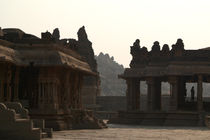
[109,111,207,126]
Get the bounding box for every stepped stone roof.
[0,28,96,75]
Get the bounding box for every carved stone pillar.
[155,79,161,110]
[147,77,161,111]
[38,81,42,106]
[52,80,59,110]
[169,76,178,111]
[6,65,12,101]
[147,77,154,111]
[13,67,20,101]
[41,82,45,107]
[46,79,49,104]
[0,80,4,101]
[126,78,140,111]
[197,75,203,111]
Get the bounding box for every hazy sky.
[1,0,210,67]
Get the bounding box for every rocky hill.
[96,53,126,96]
[96,52,210,97]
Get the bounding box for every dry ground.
[47,124,210,140]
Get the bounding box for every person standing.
[191,86,195,102]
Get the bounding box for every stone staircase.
[0,102,53,140]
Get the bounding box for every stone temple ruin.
[75,26,101,109]
[58,26,101,109]
[110,38,210,126]
[0,27,105,139]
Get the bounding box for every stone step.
[15,118,30,122]
[15,113,22,119]
[32,128,40,131]
[41,132,48,138]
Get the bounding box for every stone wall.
[96,95,171,111]
[97,95,210,112]
[96,96,126,111]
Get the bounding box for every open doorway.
[140,81,147,111]
[161,82,170,111]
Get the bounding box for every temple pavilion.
[110,39,210,126]
[0,28,105,130]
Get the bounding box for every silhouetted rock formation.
[96,52,126,96]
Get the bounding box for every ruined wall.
[96,96,126,111]
[96,95,171,111]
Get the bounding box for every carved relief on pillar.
[13,67,20,101]
[62,71,70,111]
[78,73,83,109]
[0,80,4,101]
[197,75,203,111]
[6,64,12,102]
[168,76,178,111]
[71,72,83,109]
[37,78,60,110]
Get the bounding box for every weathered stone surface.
[41,30,54,40]
[71,109,107,129]
[52,28,60,40]
[0,102,52,140]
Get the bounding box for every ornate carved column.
[169,76,178,111]
[126,78,140,111]
[0,80,4,101]
[63,71,70,110]
[197,75,203,111]
[6,65,12,101]
[47,82,51,103]
[41,81,45,107]
[78,73,83,109]
[13,67,20,101]
[52,79,59,109]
